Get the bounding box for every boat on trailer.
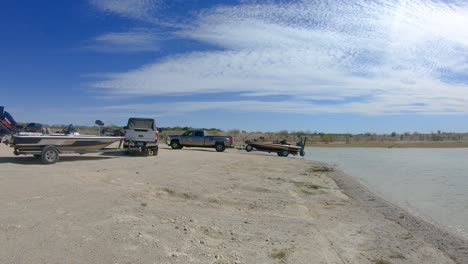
[244,137,307,157]
[1,106,156,164]
[12,132,124,152]
[8,127,125,164]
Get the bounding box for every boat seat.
[41,127,52,134]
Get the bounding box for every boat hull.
[245,141,302,153]
[12,134,124,152]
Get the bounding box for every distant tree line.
[25,122,468,145]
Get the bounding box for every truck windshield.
[127,118,154,129]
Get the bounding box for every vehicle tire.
[215,143,226,152]
[143,148,150,157]
[281,150,289,157]
[245,145,253,152]
[171,140,181,149]
[277,152,283,156]
[152,147,158,156]
[41,146,59,164]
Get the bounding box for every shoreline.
[328,165,468,263]
[0,145,466,263]
[305,142,468,148]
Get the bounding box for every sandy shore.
[0,145,466,264]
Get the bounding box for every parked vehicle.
[166,130,234,152]
[124,118,159,156]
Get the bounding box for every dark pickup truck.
[166,130,234,152]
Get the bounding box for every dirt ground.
[0,145,461,264]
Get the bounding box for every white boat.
[8,125,125,164]
[12,132,124,152]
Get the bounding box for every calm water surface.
[304,147,468,238]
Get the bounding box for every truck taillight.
[230,137,234,145]
[155,131,159,142]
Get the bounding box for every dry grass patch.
[308,166,334,173]
[269,248,293,261]
[371,258,391,264]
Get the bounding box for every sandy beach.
[0,145,466,264]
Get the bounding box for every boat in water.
[245,137,307,157]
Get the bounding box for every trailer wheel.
[281,150,289,157]
[277,152,283,156]
[171,140,181,149]
[41,146,59,164]
[245,145,253,152]
[215,143,226,152]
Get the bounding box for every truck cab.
[124,118,159,155]
[179,130,208,146]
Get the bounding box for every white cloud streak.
[88,29,161,52]
[89,0,468,115]
[90,0,161,22]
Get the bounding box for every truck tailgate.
[125,129,156,142]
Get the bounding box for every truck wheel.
[143,148,151,156]
[152,147,158,156]
[171,140,181,149]
[41,146,59,164]
[277,152,283,156]
[281,150,289,157]
[215,143,226,152]
[245,145,253,152]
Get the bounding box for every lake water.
[303,147,468,239]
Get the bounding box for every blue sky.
[1,0,467,133]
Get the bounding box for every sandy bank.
[0,145,465,263]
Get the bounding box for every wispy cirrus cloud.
[90,0,161,22]
[88,0,468,115]
[87,29,161,52]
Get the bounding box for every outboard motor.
[0,106,17,135]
